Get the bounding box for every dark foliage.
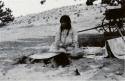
[40,0,46,5]
[86,0,96,5]
[0,1,14,26]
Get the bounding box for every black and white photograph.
[0,0,125,81]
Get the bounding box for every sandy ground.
[0,36,124,81]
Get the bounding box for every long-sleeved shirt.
[49,28,78,53]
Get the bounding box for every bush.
[86,0,96,6]
[0,1,14,26]
[40,0,46,5]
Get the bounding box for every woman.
[49,15,79,55]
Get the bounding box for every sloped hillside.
[9,4,106,26]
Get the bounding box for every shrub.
[0,1,14,26]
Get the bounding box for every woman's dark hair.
[60,15,71,23]
[59,15,72,40]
